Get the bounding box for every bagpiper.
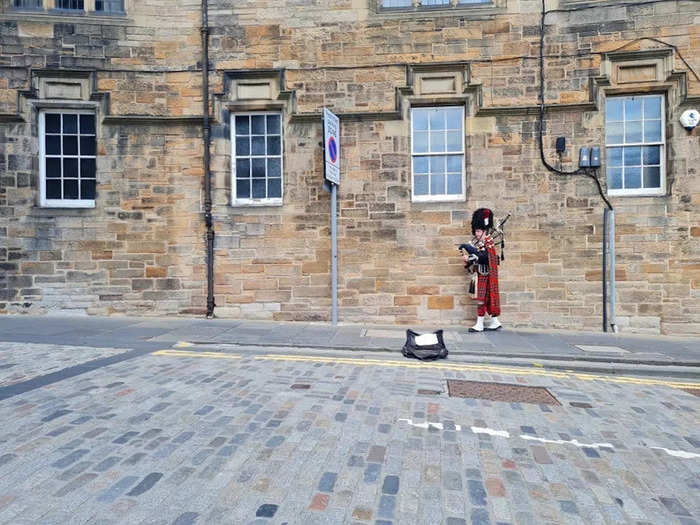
[461,208,502,332]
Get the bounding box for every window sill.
[39,200,95,209]
[231,199,283,208]
[4,9,128,24]
[30,205,96,217]
[376,2,502,18]
[607,189,666,197]
[412,194,465,203]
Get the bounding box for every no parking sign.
[323,108,340,185]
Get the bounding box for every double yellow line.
[153,350,700,390]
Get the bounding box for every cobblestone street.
[0,339,698,525]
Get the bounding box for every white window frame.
[410,106,466,203]
[39,109,96,208]
[605,94,666,197]
[231,111,284,207]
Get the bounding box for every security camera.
[679,109,699,131]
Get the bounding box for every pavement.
[0,314,699,379]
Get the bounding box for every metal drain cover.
[446,380,560,405]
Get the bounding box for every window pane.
[251,136,265,155]
[446,131,461,152]
[430,156,445,173]
[63,158,78,177]
[63,114,78,133]
[252,179,266,198]
[606,98,623,122]
[266,115,280,134]
[267,158,281,178]
[46,135,60,155]
[235,136,250,156]
[429,110,445,130]
[624,98,642,120]
[430,131,445,152]
[413,131,428,153]
[46,179,62,199]
[382,0,412,6]
[446,155,462,172]
[413,110,428,131]
[414,175,428,195]
[643,146,660,166]
[445,108,462,130]
[607,167,622,189]
[643,167,660,188]
[422,0,450,5]
[80,136,95,156]
[606,147,622,167]
[80,179,96,199]
[235,158,250,178]
[413,156,429,174]
[644,120,661,142]
[623,146,641,166]
[14,0,43,8]
[606,122,623,144]
[236,179,250,199]
[447,173,462,195]
[235,116,249,135]
[267,136,281,155]
[63,179,79,199]
[624,166,641,189]
[63,136,78,155]
[644,96,661,119]
[268,178,281,198]
[46,114,61,133]
[430,173,445,195]
[46,158,61,178]
[624,120,642,143]
[81,158,96,179]
[79,114,95,134]
[251,115,265,134]
[251,158,265,178]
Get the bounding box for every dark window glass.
[266,115,280,134]
[63,179,79,199]
[46,158,61,178]
[46,179,62,199]
[56,0,84,9]
[268,178,281,198]
[235,136,250,156]
[251,158,265,178]
[80,136,96,156]
[80,179,96,199]
[267,136,280,155]
[79,114,95,134]
[14,0,42,8]
[236,159,250,178]
[267,158,281,178]
[46,135,61,155]
[251,136,265,155]
[63,158,79,178]
[95,0,124,11]
[63,114,78,133]
[46,114,61,133]
[80,158,96,179]
[236,179,250,199]
[63,136,78,155]
[252,179,266,198]
[235,116,249,135]
[251,115,265,134]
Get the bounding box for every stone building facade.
[1,0,699,334]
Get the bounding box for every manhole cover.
[446,380,560,405]
[681,388,700,397]
[290,384,311,390]
[575,345,629,354]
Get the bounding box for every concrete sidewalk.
[1,314,699,370]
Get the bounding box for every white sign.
[323,107,340,185]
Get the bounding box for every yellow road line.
[254,354,700,390]
[153,350,241,359]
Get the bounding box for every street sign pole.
[331,182,338,325]
[323,108,340,326]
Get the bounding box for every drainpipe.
[602,208,607,332]
[609,209,617,333]
[201,0,215,318]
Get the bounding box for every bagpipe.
[458,213,511,272]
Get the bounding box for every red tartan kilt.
[476,272,500,316]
